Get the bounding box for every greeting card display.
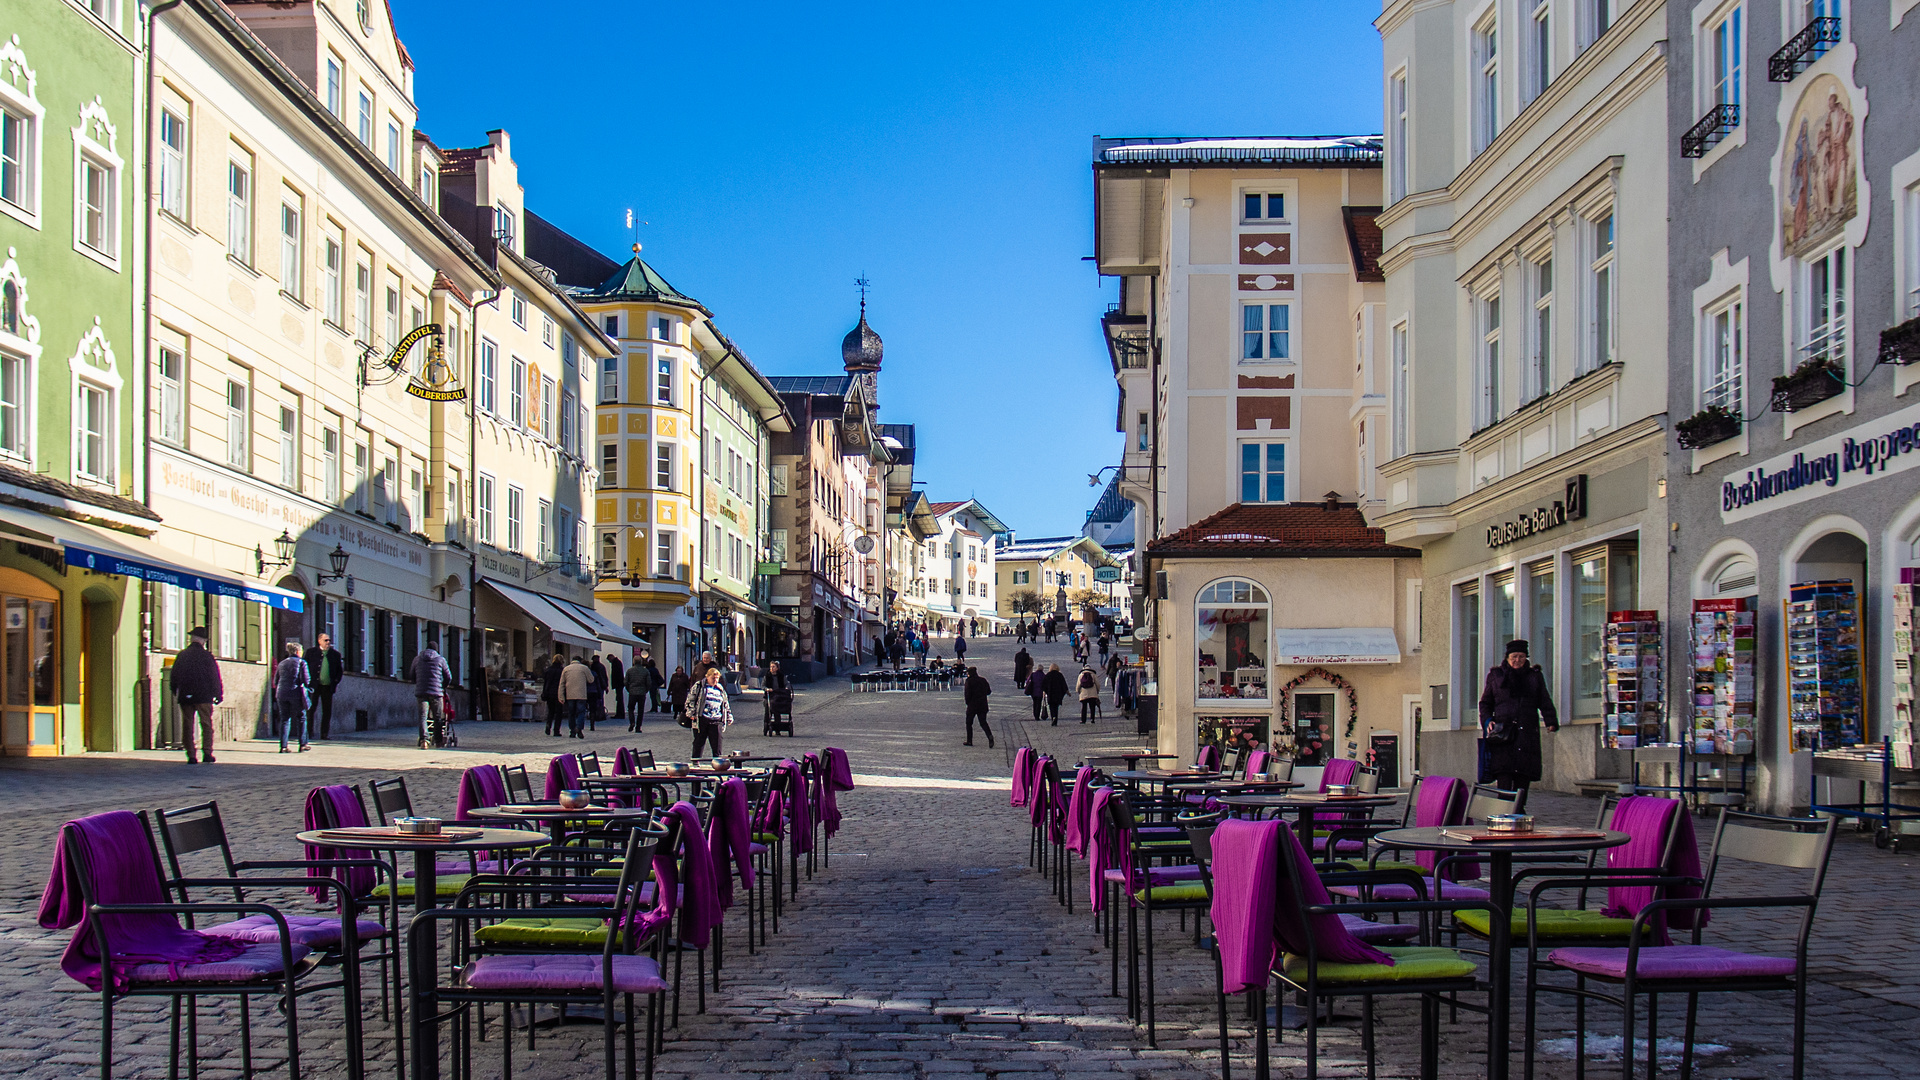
[1785,579,1861,752]
[1603,610,1663,749]
[1894,571,1920,767]
[1690,597,1756,755]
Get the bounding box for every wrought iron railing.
[1769,16,1841,82]
[1681,103,1740,158]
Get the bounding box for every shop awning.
[551,596,643,650]
[479,578,598,651]
[1271,628,1401,665]
[0,506,305,612]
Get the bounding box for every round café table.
[1214,792,1399,847]
[585,767,771,805]
[1372,826,1630,1080]
[466,804,652,849]
[294,826,549,1080]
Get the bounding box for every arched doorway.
[81,584,118,752]
[1789,529,1867,752]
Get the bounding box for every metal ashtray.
[557,789,591,810]
[1325,784,1356,797]
[395,817,443,836]
[669,762,690,776]
[1485,813,1535,833]
[709,757,731,771]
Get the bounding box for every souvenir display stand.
[1785,579,1861,752]
[1602,610,1663,749]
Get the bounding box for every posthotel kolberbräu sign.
[1485,475,1587,549]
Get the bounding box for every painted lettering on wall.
[1719,402,1920,523]
[1485,475,1587,549]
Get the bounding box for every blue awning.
[1,507,305,612]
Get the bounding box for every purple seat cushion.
[1329,879,1491,902]
[126,941,311,983]
[202,914,384,948]
[1312,838,1368,855]
[405,859,504,878]
[749,842,769,856]
[1103,865,1204,886]
[1340,915,1422,943]
[463,953,669,994]
[1549,945,1797,981]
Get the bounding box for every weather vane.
[855,274,870,313]
[626,208,648,253]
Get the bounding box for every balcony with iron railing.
[1681,103,1740,158]
[1768,16,1841,82]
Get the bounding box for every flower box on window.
[1675,405,1743,449]
[1769,359,1844,413]
[1878,316,1920,368]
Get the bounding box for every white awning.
[479,578,598,651]
[551,596,643,650]
[1271,628,1402,665]
[0,506,305,611]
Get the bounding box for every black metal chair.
[503,764,535,804]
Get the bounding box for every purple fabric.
[1341,914,1421,943]
[1010,748,1035,807]
[303,785,375,902]
[613,747,636,775]
[37,811,249,992]
[663,801,721,947]
[125,941,311,984]
[1084,787,1127,911]
[753,787,784,837]
[1196,744,1221,771]
[1330,879,1490,902]
[1548,944,1795,981]
[1208,818,1281,994]
[1272,822,1394,966]
[203,913,385,948]
[707,777,756,910]
[1028,756,1055,831]
[463,953,669,993]
[544,754,582,800]
[776,760,814,855]
[1412,776,1470,878]
[1064,768,1096,856]
[1104,864,1205,886]
[456,765,507,822]
[1319,758,1358,791]
[1245,750,1269,776]
[822,748,853,836]
[1600,796,1709,945]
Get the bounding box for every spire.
[841,276,884,373]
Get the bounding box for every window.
[1456,583,1482,718]
[1710,5,1742,111]
[1238,442,1285,503]
[1578,0,1616,53]
[1240,303,1290,361]
[1135,410,1149,452]
[322,423,341,503]
[277,403,298,489]
[1528,257,1553,399]
[600,530,618,571]
[351,435,369,512]
[1907,181,1920,320]
[321,226,342,325]
[510,290,526,328]
[600,443,618,489]
[559,386,575,453]
[1585,211,1615,371]
[1528,563,1556,688]
[325,58,342,117]
[356,89,373,148]
[384,283,400,349]
[506,486,523,552]
[540,375,556,439]
[1574,550,1608,711]
[1525,0,1551,104]
[600,355,619,403]
[0,339,24,461]
[158,107,187,219]
[1390,322,1409,459]
[476,474,495,544]
[556,508,573,560]
[2,92,39,216]
[225,154,251,262]
[1196,578,1269,702]
[603,314,620,337]
[509,357,526,426]
[75,380,111,482]
[1800,1,1841,62]
[78,153,114,255]
[1491,572,1517,660]
[1388,72,1408,203]
[1241,192,1286,221]
[541,315,555,348]
[1801,245,1847,370]
[561,331,577,369]
[223,377,249,469]
[653,317,672,343]
[1478,293,1503,427]
[278,195,302,297]
[656,530,677,578]
[538,499,552,560]
[417,163,434,204]
[655,355,674,405]
[477,339,497,414]
[385,122,401,173]
[353,254,371,342]
[377,449,396,523]
[1473,12,1500,153]
[1703,296,1744,411]
[655,443,674,490]
[495,203,516,248]
[156,344,185,446]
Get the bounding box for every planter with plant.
[1675,404,1743,448]
[1769,357,1844,412]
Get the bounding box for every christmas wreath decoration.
[1276,667,1362,740]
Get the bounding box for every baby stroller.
[763,686,795,736]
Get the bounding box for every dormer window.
[356,0,370,30]
[417,163,435,204]
[653,317,673,343]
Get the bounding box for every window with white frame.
[75,378,111,483]
[321,225,343,325]
[275,400,298,489]
[385,122,401,173]
[1135,409,1149,452]
[599,530,618,571]
[653,317,673,343]
[509,356,526,426]
[1,70,42,221]
[655,355,674,405]
[509,290,526,328]
[1800,245,1847,371]
[1702,294,1744,411]
[559,386,575,454]
[477,338,497,414]
[655,442,675,490]
[1390,322,1409,459]
[1578,0,1616,53]
[1241,191,1286,222]
[1585,210,1615,372]
[278,193,302,298]
[506,485,523,552]
[656,530,677,577]
[599,443,617,490]
[158,106,187,220]
[1473,11,1500,153]
[1524,0,1551,104]
[600,354,619,403]
[353,252,371,341]
[476,473,495,544]
[540,375,555,440]
[541,314,555,348]
[1238,442,1286,503]
[537,499,551,560]
[1478,292,1503,427]
[227,152,251,263]
[356,88,373,147]
[156,343,185,447]
[225,377,249,470]
[1528,254,1553,399]
[384,282,399,348]
[325,57,342,117]
[322,422,341,503]
[377,448,395,522]
[1708,4,1742,114]
[0,342,28,462]
[1905,181,1920,320]
[1388,71,1408,203]
[1240,302,1290,361]
[77,148,115,258]
[417,162,434,204]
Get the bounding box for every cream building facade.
[920,499,1008,632]
[993,534,1112,622]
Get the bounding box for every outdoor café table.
[293,825,549,1080]
[465,803,652,850]
[1371,825,1630,1080]
[1113,751,1180,769]
[1110,768,1222,787]
[586,766,772,800]
[1213,792,1398,846]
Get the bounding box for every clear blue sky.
[405,1,1384,537]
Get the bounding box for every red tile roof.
[437,145,488,173]
[1343,206,1385,283]
[1148,501,1418,558]
[926,501,968,516]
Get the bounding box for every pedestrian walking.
[643,651,665,713]
[274,641,313,752]
[1024,666,1046,721]
[891,637,906,670]
[1076,665,1101,723]
[954,633,968,664]
[691,650,716,685]
[763,660,791,726]
[173,626,223,764]
[625,653,653,731]
[1479,639,1560,796]
[587,654,609,731]
[687,666,732,757]
[1013,646,1032,689]
[541,652,565,736]
[1042,663,1068,725]
[560,654,591,739]
[304,633,343,739]
[667,665,692,721]
[608,653,626,725]
[410,640,453,748]
[1015,621,1027,643]
[1104,650,1123,687]
[963,666,995,747]
[1098,634,1110,663]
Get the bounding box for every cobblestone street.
[4,634,1919,1078]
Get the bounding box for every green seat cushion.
[1368,860,1425,875]
[1132,882,1210,905]
[1453,908,1637,940]
[591,866,624,879]
[372,875,471,900]
[474,917,608,948]
[753,832,780,844]
[1280,946,1478,986]
[1136,838,1190,850]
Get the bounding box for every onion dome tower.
[842,286,884,410]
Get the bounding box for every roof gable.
[1149,501,1418,558]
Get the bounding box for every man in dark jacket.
[1042,663,1069,725]
[587,655,609,731]
[962,667,994,747]
[173,626,223,763]
[304,633,344,739]
[625,652,654,731]
[608,653,626,725]
[541,653,565,737]
[1479,639,1560,793]
[1013,647,1032,690]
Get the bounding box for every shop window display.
[1196,578,1269,700]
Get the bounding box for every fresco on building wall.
[1780,74,1858,259]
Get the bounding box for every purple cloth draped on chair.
[1319,758,1358,791]
[38,811,250,992]
[1011,748,1035,807]
[1599,796,1709,945]
[1045,764,1069,844]
[1209,818,1392,995]
[822,748,853,836]
[776,760,814,855]
[1084,787,1124,911]
[803,753,826,830]
[707,778,755,910]
[1028,756,1054,830]
[1244,749,1269,776]
[303,785,375,902]
[1196,744,1221,771]
[1412,776,1471,878]
[613,747,637,775]
[662,801,721,947]
[544,754,582,800]
[456,765,508,822]
[1064,767,1096,856]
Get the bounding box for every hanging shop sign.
[404,329,468,402]
[1093,566,1122,583]
[385,323,439,369]
[1485,474,1587,549]
[1720,400,1920,523]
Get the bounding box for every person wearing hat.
[1479,639,1559,794]
[171,626,224,763]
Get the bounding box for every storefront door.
[1,570,61,755]
[1293,691,1335,766]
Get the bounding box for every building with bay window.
[919,498,1009,634]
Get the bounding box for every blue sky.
[406,1,1384,537]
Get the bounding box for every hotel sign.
[1485,475,1587,549]
[1720,400,1920,523]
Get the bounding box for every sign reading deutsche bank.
[1486,475,1588,549]
[1720,400,1920,523]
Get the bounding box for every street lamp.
[255,529,296,575]
[316,542,351,585]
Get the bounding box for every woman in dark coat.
[1479,639,1559,792]
[667,666,692,721]
[1041,663,1070,725]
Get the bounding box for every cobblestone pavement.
[3,633,1918,1077]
